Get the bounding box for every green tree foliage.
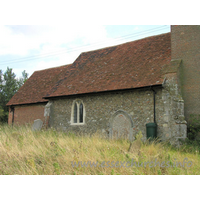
[0,69,4,121]
[17,70,28,89]
[0,67,28,123]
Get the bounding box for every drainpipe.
[151,87,156,124]
[146,87,157,140]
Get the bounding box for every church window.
[71,100,85,125]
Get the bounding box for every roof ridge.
[44,32,171,98]
[35,63,72,72]
[80,32,171,55]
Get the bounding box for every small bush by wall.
[187,114,200,140]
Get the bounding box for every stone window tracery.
[71,100,85,125]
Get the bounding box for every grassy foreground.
[0,125,200,175]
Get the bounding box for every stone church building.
[7,25,200,142]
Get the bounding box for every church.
[6,25,200,142]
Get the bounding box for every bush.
[187,114,200,140]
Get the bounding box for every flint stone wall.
[49,75,187,141]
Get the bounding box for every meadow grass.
[0,124,199,175]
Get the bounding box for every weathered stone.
[44,63,188,142]
[161,59,182,75]
[110,110,133,140]
[48,76,187,141]
[43,101,53,129]
[44,102,52,117]
[32,119,43,131]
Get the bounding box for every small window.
[71,100,85,125]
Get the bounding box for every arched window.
[71,100,85,124]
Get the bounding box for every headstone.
[32,119,43,131]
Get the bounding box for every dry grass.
[0,124,200,175]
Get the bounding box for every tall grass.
[0,124,199,175]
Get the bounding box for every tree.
[3,67,18,103]
[0,67,18,122]
[0,70,4,121]
[0,69,3,96]
[0,67,28,123]
[17,70,28,89]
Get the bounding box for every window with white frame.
[71,100,85,124]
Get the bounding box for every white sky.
[0,25,170,78]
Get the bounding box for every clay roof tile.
[45,32,171,98]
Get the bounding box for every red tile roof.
[6,64,71,106]
[45,32,171,98]
[7,32,171,106]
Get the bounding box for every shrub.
[187,114,200,140]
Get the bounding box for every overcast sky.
[0,25,170,78]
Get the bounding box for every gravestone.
[32,119,43,131]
